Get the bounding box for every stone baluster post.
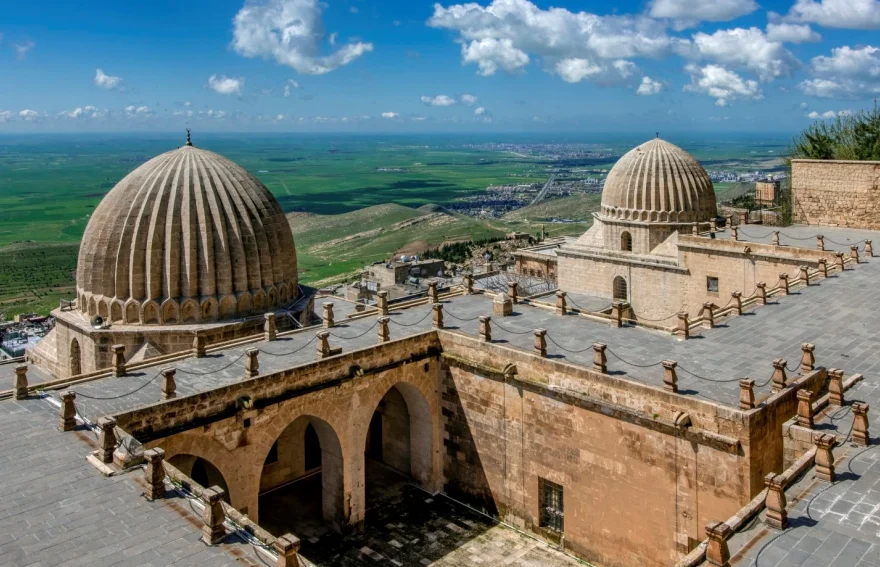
[828,369,844,406]
[427,282,439,304]
[836,251,845,270]
[555,291,567,316]
[816,235,825,251]
[800,265,810,286]
[705,521,732,567]
[377,291,389,316]
[432,303,444,329]
[13,364,28,400]
[818,258,828,278]
[592,343,607,374]
[725,215,733,228]
[662,361,678,393]
[200,486,227,545]
[264,313,277,341]
[866,240,873,257]
[739,379,755,410]
[59,390,77,431]
[853,403,870,446]
[463,274,474,295]
[478,316,491,342]
[244,348,259,378]
[111,344,126,377]
[772,231,780,246]
[797,389,814,428]
[764,473,788,529]
[702,302,715,329]
[508,281,518,304]
[778,273,790,295]
[814,433,836,482]
[710,217,718,232]
[800,343,815,374]
[143,447,166,501]
[731,291,742,316]
[611,301,624,327]
[274,534,302,567]
[160,368,177,400]
[771,359,788,392]
[731,226,738,240]
[322,302,335,329]
[851,245,860,263]
[756,282,767,305]
[193,331,207,358]
[691,223,699,235]
[740,211,748,225]
[98,416,117,464]
[316,331,332,359]
[533,329,547,357]
[677,312,689,340]
[377,317,390,343]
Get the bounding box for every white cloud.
[14,41,34,59]
[690,27,799,81]
[328,32,337,46]
[428,0,686,84]
[184,101,192,107]
[124,105,152,118]
[173,110,195,117]
[94,68,123,89]
[788,0,880,29]
[412,116,427,121]
[275,114,285,120]
[0,111,12,122]
[460,93,478,106]
[63,106,102,119]
[685,63,763,106]
[807,109,852,119]
[205,110,228,119]
[649,0,758,29]
[474,106,487,115]
[800,101,809,108]
[765,22,821,43]
[636,76,666,95]
[350,5,358,13]
[208,74,244,95]
[283,79,300,97]
[381,112,399,119]
[420,95,457,106]
[801,45,880,97]
[18,109,40,121]
[555,58,637,84]
[232,0,373,75]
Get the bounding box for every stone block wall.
[792,159,880,228]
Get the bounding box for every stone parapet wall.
[792,159,880,228]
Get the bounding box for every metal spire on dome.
[185,128,192,146]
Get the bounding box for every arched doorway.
[613,276,628,301]
[69,338,82,376]
[258,415,344,536]
[621,231,633,251]
[363,383,433,515]
[168,454,230,501]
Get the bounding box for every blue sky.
[1,0,879,132]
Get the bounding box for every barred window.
[539,478,564,532]
[707,276,719,293]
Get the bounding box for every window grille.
[539,478,564,532]
[707,276,719,293]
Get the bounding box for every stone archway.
[168,454,230,501]
[69,338,82,376]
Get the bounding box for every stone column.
[836,251,845,270]
[851,245,860,263]
[193,331,207,358]
[772,231,780,246]
[478,316,491,342]
[98,416,117,464]
[816,235,825,251]
[800,265,810,286]
[828,369,844,406]
[533,329,547,357]
[200,486,227,545]
[677,312,689,340]
[818,258,828,278]
[432,303,444,329]
[797,389,814,428]
[427,282,439,304]
[764,473,788,529]
[244,348,259,378]
[731,226,738,241]
[662,361,678,393]
[756,282,767,305]
[778,273,789,295]
[731,292,742,315]
[316,331,332,359]
[463,274,473,295]
[377,317,390,343]
[13,364,28,400]
[691,223,699,235]
[508,281,518,304]
[702,302,715,329]
[800,343,815,373]
[739,379,755,410]
[611,301,624,327]
[264,313,277,341]
[160,368,177,400]
[111,344,126,377]
[555,291,567,316]
[322,302,335,329]
[274,534,302,567]
[59,390,77,431]
[592,343,607,374]
[771,359,788,392]
[143,447,166,501]
[866,240,874,257]
[740,211,748,225]
[705,521,732,567]
[377,291,389,316]
[814,433,836,482]
[725,215,733,228]
[853,403,870,446]
[710,217,718,232]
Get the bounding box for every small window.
[613,276,628,301]
[539,478,564,532]
[264,441,279,465]
[621,231,633,252]
[707,276,719,293]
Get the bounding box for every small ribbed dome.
[76,141,298,325]
[600,138,717,223]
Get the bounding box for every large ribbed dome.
[600,138,717,223]
[76,139,298,325]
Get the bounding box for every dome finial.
[656,131,660,139]
[185,128,192,146]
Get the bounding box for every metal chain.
[74,370,164,400]
[490,319,535,335]
[605,348,663,368]
[544,333,594,354]
[328,321,379,340]
[388,310,433,327]
[176,352,247,376]
[258,334,318,357]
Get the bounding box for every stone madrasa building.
[4,136,880,567]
